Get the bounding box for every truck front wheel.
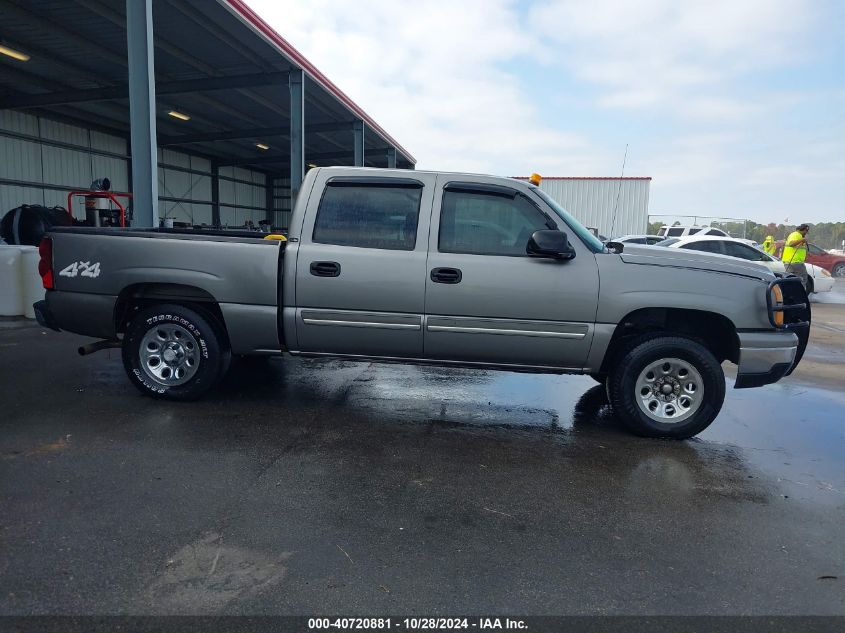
[122,303,226,400]
[607,335,725,439]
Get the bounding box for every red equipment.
[66,190,132,228]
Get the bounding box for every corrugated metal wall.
[1,111,274,228]
[534,178,650,239]
[0,110,128,216]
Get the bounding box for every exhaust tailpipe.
[78,339,121,356]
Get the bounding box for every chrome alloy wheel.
[139,323,199,387]
[635,357,704,423]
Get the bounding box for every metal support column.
[386,147,397,169]
[289,69,305,203]
[353,120,365,167]
[266,174,275,225]
[211,161,220,227]
[125,0,158,228]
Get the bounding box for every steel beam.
[353,120,365,167]
[125,0,158,228]
[0,72,290,109]
[211,162,220,227]
[386,147,397,169]
[289,69,305,203]
[266,175,275,225]
[159,127,288,147]
[158,121,355,147]
[218,149,357,168]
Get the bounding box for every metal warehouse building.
[0,0,415,231]
[515,177,651,239]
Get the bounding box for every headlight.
[820,268,831,277]
[770,284,784,327]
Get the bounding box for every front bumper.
[735,278,811,388]
[735,335,797,388]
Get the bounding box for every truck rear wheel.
[122,303,226,400]
[607,335,725,439]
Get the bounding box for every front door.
[424,176,600,369]
[294,171,436,358]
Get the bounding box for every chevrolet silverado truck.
[33,167,810,439]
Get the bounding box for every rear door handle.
[310,261,341,277]
[430,267,462,284]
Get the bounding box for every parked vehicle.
[34,167,810,439]
[774,241,845,277]
[655,235,785,274]
[656,235,834,294]
[610,234,664,246]
[805,263,835,294]
[656,225,729,238]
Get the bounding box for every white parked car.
[611,234,665,246]
[656,225,729,238]
[655,235,833,293]
[805,263,834,294]
[656,235,784,272]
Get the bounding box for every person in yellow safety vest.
[781,224,810,290]
[762,235,776,256]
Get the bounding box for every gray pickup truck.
[34,167,810,439]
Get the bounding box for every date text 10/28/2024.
[308,619,528,630]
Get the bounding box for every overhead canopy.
[0,0,416,173]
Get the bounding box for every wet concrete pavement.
[1,321,844,615]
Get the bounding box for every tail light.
[38,237,54,289]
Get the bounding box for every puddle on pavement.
[273,360,845,507]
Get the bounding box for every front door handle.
[310,261,341,277]
[430,267,462,284]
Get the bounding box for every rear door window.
[313,181,423,250]
[723,241,769,261]
[680,240,723,254]
[666,227,684,237]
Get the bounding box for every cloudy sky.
[246,0,844,224]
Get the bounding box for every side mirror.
[527,230,576,260]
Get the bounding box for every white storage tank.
[19,245,43,318]
[0,246,24,316]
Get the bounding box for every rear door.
[294,171,436,358]
[423,176,600,369]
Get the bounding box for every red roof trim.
[512,176,652,181]
[223,0,416,164]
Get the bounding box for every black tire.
[588,372,607,385]
[122,303,226,400]
[607,334,725,439]
[833,263,845,278]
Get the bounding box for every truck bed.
[44,226,284,354]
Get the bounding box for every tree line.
[646,221,845,251]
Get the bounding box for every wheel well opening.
[601,308,739,372]
[114,283,228,343]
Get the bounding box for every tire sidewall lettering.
[131,308,217,397]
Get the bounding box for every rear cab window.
[313,178,423,250]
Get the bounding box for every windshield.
[530,187,605,252]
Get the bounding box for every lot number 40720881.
[59,261,101,279]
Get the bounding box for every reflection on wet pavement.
[2,328,844,614]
